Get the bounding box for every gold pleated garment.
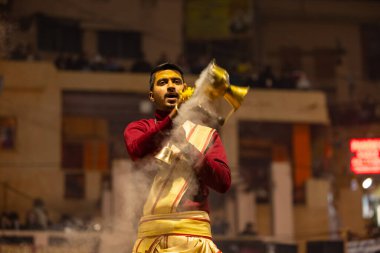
[132,211,221,253]
[144,121,215,216]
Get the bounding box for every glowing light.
[93,223,101,231]
[362,178,373,189]
[350,138,380,174]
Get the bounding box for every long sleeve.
[199,132,231,193]
[124,116,172,161]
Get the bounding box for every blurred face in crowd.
[149,69,186,112]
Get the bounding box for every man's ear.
[149,91,155,102]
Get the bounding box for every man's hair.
[149,62,184,91]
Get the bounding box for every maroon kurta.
[124,110,231,213]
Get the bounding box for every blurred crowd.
[6,43,312,91]
[6,42,379,124]
[0,198,99,232]
[8,43,41,61]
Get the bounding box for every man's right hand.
[169,104,179,119]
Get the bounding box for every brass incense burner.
[155,61,250,165]
[179,60,249,125]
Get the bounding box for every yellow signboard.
[185,0,252,40]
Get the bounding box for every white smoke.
[174,61,221,129]
[98,159,156,253]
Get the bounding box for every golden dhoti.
[132,211,221,253]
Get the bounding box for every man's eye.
[174,79,182,84]
[158,80,166,85]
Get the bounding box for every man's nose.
[167,81,176,91]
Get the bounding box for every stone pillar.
[271,161,294,239]
[221,107,240,236]
[112,159,133,223]
[101,181,112,222]
[236,185,256,233]
[99,159,134,253]
[225,194,237,236]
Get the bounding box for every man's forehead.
[154,69,183,81]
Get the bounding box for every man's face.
[150,69,186,111]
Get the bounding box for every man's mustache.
[164,93,179,98]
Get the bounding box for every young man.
[124,63,231,253]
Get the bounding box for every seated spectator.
[51,213,73,231]
[239,222,257,236]
[90,53,105,71]
[257,65,276,88]
[104,57,125,72]
[1,211,11,229]
[25,43,41,61]
[72,53,90,70]
[25,198,49,230]
[54,53,66,69]
[10,43,27,60]
[8,211,20,229]
[64,54,75,70]
[294,70,311,90]
[277,69,296,89]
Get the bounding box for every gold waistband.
[137,211,212,239]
